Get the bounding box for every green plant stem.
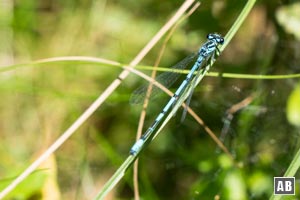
[95,156,135,199]
[220,0,256,51]
[93,0,257,199]
[269,147,300,200]
[2,59,300,81]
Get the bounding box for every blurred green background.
[1,0,300,199]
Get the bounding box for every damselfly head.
[207,33,224,45]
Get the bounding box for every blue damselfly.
[130,33,224,155]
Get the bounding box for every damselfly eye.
[207,34,213,40]
[207,33,224,44]
[219,37,224,44]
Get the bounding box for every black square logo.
[274,177,295,195]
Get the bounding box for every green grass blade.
[269,147,300,200]
[94,0,257,199]
[94,156,135,199]
[220,0,257,51]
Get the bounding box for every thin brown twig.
[0,0,196,198]
[219,95,254,149]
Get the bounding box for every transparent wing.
[130,53,197,105]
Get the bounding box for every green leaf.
[224,170,247,200]
[286,84,300,127]
[276,3,300,41]
[0,170,48,199]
